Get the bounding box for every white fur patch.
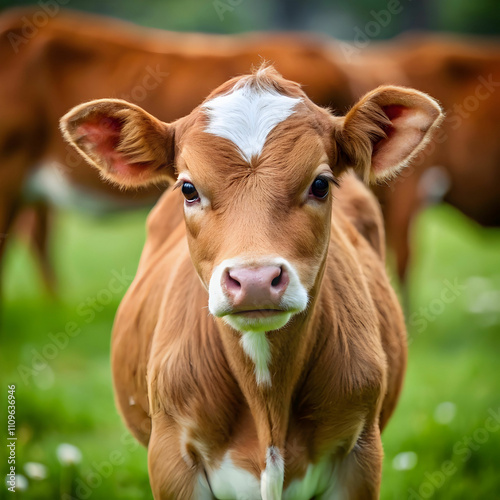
[204,449,341,499]
[240,331,272,386]
[208,452,261,500]
[202,84,301,163]
[261,446,285,500]
[208,256,240,319]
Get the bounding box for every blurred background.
[2,0,500,35]
[1,1,499,499]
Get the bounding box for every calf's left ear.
[336,86,444,183]
[60,99,175,188]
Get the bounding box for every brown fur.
[61,67,442,498]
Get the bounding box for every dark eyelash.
[330,177,340,188]
[320,174,340,188]
[172,179,185,191]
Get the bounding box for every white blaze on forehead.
[202,84,302,163]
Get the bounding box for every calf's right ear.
[60,99,175,188]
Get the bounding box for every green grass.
[1,210,151,500]
[1,204,500,499]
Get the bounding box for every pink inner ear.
[76,115,122,159]
[371,104,428,177]
[372,105,408,158]
[382,104,406,121]
[76,115,146,179]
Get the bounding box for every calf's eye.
[181,182,199,203]
[309,177,330,199]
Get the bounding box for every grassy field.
[1,203,500,500]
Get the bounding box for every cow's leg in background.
[0,192,20,303]
[0,98,48,303]
[0,146,31,304]
[0,164,49,304]
[29,202,56,295]
[376,170,424,303]
[14,202,57,296]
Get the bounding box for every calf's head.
[61,67,442,334]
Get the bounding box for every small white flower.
[32,365,55,391]
[392,451,418,471]
[16,474,29,491]
[465,277,500,314]
[24,462,48,480]
[56,443,82,465]
[434,402,456,425]
[5,474,29,491]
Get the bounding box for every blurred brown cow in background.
[0,7,353,294]
[345,33,500,281]
[1,7,499,296]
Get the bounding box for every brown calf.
[61,66,442,498]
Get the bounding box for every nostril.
[226,270,241,291]
[271,268,283,288]
[271,266,289,293]
[229,275,241,288]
